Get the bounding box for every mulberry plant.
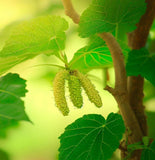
[0,0,155,160]
[53,69,102,115]
[53,69,69,116]
[68,73,83,108]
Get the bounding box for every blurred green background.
[0,0,154,160]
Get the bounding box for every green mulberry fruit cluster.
[53,70,69,116]
[53,69,102,116]
[68,75,83,108]
[75,70,102,108]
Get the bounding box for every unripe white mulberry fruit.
[53,69,69,116]
[68,75,83,108]
[75,70,102,108]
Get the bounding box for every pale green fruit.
[75,70,102,108]
[68,75,83,108]
[53,69,69,116]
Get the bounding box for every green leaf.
[59,113,125,160]
[126,48,155,86]
[0,16,68,57]
[69,45,112,72]
[141,141,155,160]
[69,40,129,72]
[143,137,150,147]
[144,82,155,102]
[88,35,106,48]
[0,16,68,75]
[127,142,145,151]
[0,73,30,129]
[146,111,155,139]
[0,56,29,76]
[0,23,15,51]
[150,20,155,32]
[0,149,10,160]
[0,120,19,138]
[79,0,146,37]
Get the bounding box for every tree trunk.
[125,0,155,159]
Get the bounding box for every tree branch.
[61,0,80,24]
[128,0,155,49]
[128,0,155,136]
[99,33,127,91]
[99,33,143,144]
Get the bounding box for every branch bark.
[128,0,155,136]
[99,33,143,145]
[61,0,80,24]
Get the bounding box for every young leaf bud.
[53,69,69,116]
[75,70,102,108]
[68,75,83,108]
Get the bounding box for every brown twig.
[99,33,127,91]
[119,140,127,152]
[61,0,80,24]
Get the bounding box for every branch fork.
[61,0,144,152]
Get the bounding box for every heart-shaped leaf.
[69,45,112,72]
[141,140,155,160]
[59,113,125,160]
[0,16,68,75]
[79,0,146,37]
[126,48,155,86]
[0,73,31,130]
